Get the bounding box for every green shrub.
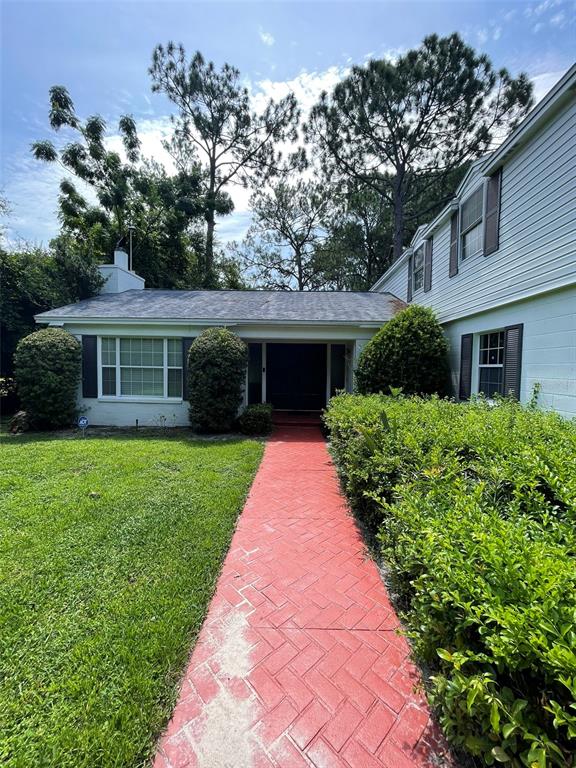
[238,403,273,435]
[356,305,450,396]
[0,376,19,414]
[14,328,81,429]
[324,394,576,767]
[187,328,248,433]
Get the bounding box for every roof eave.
[35,315,388,328]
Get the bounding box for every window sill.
[97,396,184,404]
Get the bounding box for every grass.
[0,429,264,767]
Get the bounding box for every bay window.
[100,337,182,398]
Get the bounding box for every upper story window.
[460,186,484,260]
[100,337,183,399]
[412,245,424,291]
[478,331,505,397]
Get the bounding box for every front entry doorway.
[266,344,327,411]
[247,342,348,411]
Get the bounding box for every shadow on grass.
[1,424,263,449]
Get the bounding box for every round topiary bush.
[356,305,450,396]
[188,328,248,433]
[237,403,273,435]
[14,328,81,429]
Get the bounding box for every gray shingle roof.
[36,289,405,325]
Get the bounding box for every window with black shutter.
[81,335,98,398]
[424,237,433,292]
[503,324,523,399]
[476,324,523,400]
[407,254,413,301]
[459,334,473,400]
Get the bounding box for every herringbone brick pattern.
[154,427,451,768]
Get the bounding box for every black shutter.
[459,333,473,400]
[81,335,97,398]
[503,324,523,400]
[182,337,194,400]
[484,168,502,256]
[407,255,413,302]
[449,211,459,277]
[424,237,433,293]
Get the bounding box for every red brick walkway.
[154,427,450,768]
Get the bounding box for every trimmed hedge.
[187,328,248,433]
[238,403,273,435]
[356,305,450,396]
[324,394,576,767]
[14,328,81,429]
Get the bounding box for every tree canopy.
[31,86,211,289]
[233,180,330,291]
[149,44,301,287]
[307,33,533,261]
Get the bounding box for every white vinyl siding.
[443,285,576,418]
[375,97,576,321]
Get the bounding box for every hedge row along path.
[154,426,451,768]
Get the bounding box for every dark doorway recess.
[266,344,327,411]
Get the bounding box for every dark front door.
[266,344,327,410]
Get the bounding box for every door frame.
[245,340,352,410]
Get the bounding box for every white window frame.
[459,185,485,262]
[97,336,183,401]
[412,245,424,293]
[477,330,505,398]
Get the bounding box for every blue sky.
[1,0,574,247]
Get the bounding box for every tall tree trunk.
[204,159,217,288]
[205,209,216,287]
[295,247,304,291]
[392,171,405,263]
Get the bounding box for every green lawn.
[0,430,263,767]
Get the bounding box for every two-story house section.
[371,64,576,418]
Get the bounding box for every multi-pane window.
[100,337,182,398]
[412,246,424,291]
[101,337,117,395]
[478,331,505,397]
[460,187,484,260]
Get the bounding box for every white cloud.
[531,69,567,102]
[550,11,567,26]
[493,26,502,41]
[251,65,348,118]
[477,28,489,45]
[258,27,275,47]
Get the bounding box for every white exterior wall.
[53,320,379,427]
[372,85,575,418]
[99,265,145,294]
[377,97,576,320]
[444,285,576,418]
